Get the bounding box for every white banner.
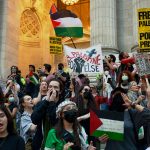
[64,45,103,74]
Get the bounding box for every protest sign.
[49,36,63,54]
[64,45,103,74]
[138,8,150,52]
[90,110,124,141]
[134,53,150,76]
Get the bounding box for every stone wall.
[18,0,56,76]
[0,0,19,79]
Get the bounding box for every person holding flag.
[97,80,150,150]
[25,65,39,98]
[50,4,83,38]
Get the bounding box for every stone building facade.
[0,0,150,78]
[90,0,150,54]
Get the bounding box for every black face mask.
[83,91,91,99]
[64,109,77,123]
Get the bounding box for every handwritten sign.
[64,45,103,74]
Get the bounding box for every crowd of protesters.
[1,52,150,150]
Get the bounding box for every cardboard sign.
[134,53,150,76]
[138,8,150,52]
[49,37,63,54]
[64,45,103,74]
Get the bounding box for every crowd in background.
[1,52,150,150]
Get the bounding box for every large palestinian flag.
[50,4,83,38]
[90,110,124,141]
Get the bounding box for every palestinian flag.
[90,110,124,141]
[50,4,83,38]
[28,72,39,85]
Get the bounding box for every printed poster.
[138,8,150,52]
[49,36,63,54]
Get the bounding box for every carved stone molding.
[20,8,41,47]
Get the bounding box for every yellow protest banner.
[138,8,150,52]
[49,36,63,54]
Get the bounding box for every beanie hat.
[56,99,77,118]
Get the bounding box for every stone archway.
[18,8,43,76]
[17,0,56,76]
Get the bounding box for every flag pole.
[70,37,76,49]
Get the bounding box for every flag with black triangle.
[90,110,124,141]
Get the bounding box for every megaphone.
[121,57,135,64]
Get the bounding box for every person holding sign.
[99,86,150,150]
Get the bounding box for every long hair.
[74,85,97,115]
[0,86,5,104]
[109,87,127,112]
[48,78,64,100]
[19,96,25,114]
[55,118,81,147]
[119,52,124,61]
[0,104,16,135]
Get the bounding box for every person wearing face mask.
[5,92,18,119]
[121,75,129,89]
[99,88,150,150]
[116,52,135,81]
[72,85,97,145]
[103,67,114,100]
[104,55,118,86]
[45,100,96,150]
[117,71,134,91]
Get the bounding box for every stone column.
[90,0,118,54]
[117,0,134,52]
[132,0,150,51]
[0,0,7,78]
[0,0,19,79]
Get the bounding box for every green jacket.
[45,128,88,150]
